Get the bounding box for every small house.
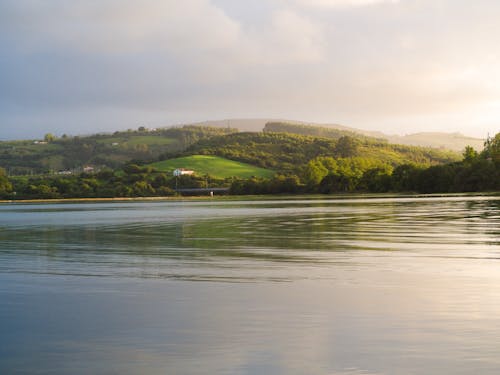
[173,168,194,177]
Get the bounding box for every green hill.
[264,121,386,142]
[149,155,275,179]
[262,121,485,152]
[0,126,237,175]
[184,131,460,173]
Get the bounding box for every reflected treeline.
[1,197,498,280]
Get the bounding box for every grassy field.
[149,155,275,179]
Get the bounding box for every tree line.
[230,134,499,194]
[0,164,229,200]
[0,133,497,200]
[0,125,237,175]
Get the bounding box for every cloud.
[293,0,400,9]
[0,0,324,65]
[0,0,241,55]
[243,9,326,65]
[267,9,325,63]
[1,0,499,139]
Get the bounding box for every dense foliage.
[264,121,386,142]
[3,164,230,200]
[230,133,499,194]
[0,127,496,200]
[264,121,484,152]
[181,131,458,174]
[0,168,12,197]
[0,126,237,175]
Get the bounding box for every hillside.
[0,126,236,175]
[187,119,484,152]
[191,119,274,132]
[264,122,386,142]
[386,132,485,151]
[149,155,274,179]
[0,119,479,178]
[183,131,459,173]
[2,131,497,200]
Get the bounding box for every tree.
[334,136,359,158]
[319,173,357,193]
[482,133,500,165]
[359,168,392,192]
[453,159,498,192]
[391,164,422,192]
[152,173,170,189]
[303,159,328,187]
[44,133,56,142]
[132,181,155,196]
[462,145,478,163]
[0,168,12,197]
[123,163,143,174]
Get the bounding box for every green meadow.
[149,155,275,179]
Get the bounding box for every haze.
[1,0,499,139]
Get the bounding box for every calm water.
[0,195,499,374]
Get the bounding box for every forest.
[0,126,236,175]
[0,123,497,200]
[230,134,499,195]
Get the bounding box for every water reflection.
[0,196,498,280]
[1,195,500,374]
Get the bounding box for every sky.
[1,0,499,140]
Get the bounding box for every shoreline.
[0,195,221,204]
[1,191,498,204]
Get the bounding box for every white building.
[173,168,194,177]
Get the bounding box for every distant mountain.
[263,122,386,143]
[191,119,277,132]
[385,132,484,152]
[188,118,484,152]
[192,118,347,133]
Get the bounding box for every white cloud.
[243,9,326,65]
[293,0,400,9]
[268,9,326,63]
[1,0,325,81]
[1,0,500,138]
[2,0,241,54]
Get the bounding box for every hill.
[183,131,459,174]
[263,122,386,142]
[149,155,275,179]
[0,126,236,175]
[186,119,484,152]
[386,132,484,152]
[0,119,480,177]
[2,131,496,200]
[191,119,274,132]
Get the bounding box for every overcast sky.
[1,0,499,139]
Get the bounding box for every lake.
[0,195,499,374]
